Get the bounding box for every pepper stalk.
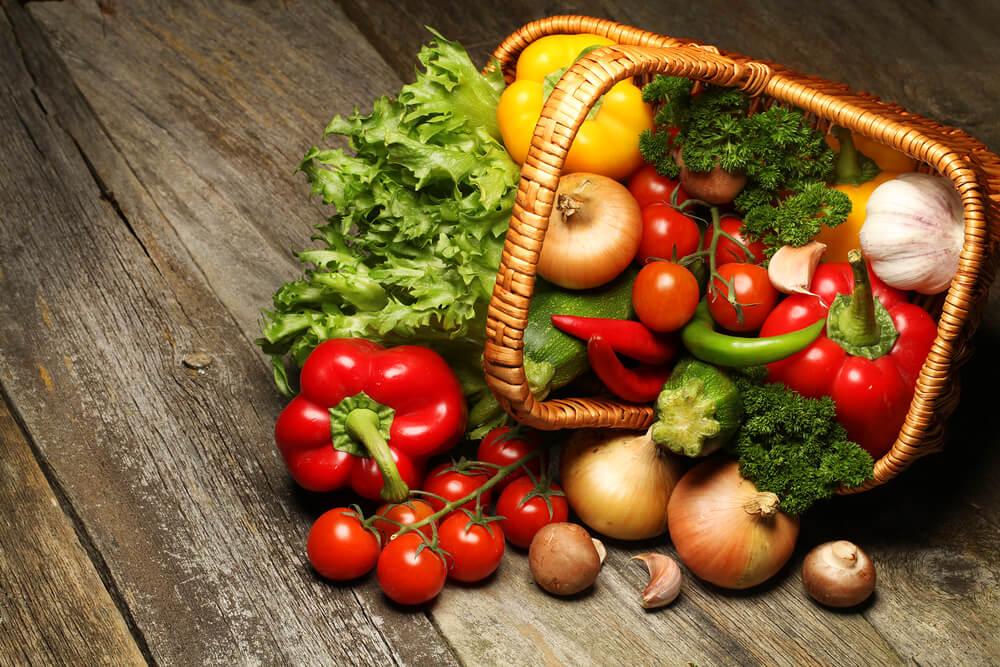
[825,249,899,359]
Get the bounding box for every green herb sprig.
[639,75,851,256]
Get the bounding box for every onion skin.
[537,173,642,290]
[667,458,799,589]
[560,429,686,541]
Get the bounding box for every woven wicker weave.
[481,16,1000,492]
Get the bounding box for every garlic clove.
[632,553,682,608]
[768,241,827,296]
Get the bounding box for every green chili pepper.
[681,301,825,367]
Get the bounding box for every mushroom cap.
[802,540,876,608]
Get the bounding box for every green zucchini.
[467,267,637,437]
[650,357,743,457]
[523,266,637,399]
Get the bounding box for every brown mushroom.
[802,540,876,608]
[528,522,603,596]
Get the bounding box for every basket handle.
[483,43,773,430]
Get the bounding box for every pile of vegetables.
[257,30,964,610]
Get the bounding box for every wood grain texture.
[24,0,406,342]
[1,1,456,664]
[0,397,147,666]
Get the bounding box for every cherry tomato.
[438,515,506,583]
[373,499,436,547]
[632,261,700,332]
[376,532,447,605]
[495,476,569,549]
[422,462,492,516]
[476,426,543,493]
[307,507,381,581]
[707,263,780,332]
[703,215,767,266]
[628,163,688,208]
[636,203,701,265]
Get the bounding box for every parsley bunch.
[639,76,851,255]
[731,369,874,515]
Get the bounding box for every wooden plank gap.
[0,385,155,665]
[67,132,161,274]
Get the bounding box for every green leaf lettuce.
[257,30,520,436]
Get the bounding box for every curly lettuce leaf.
[257,31,519,436]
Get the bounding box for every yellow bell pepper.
[496,34,654,181]
[824,129,918,173]
[815,127,915,262]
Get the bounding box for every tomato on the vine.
[373,499,436,547]
[707,263,779,333]
[628,163,688,209]
[632,261,700,332]
[376,532,447,605]
[635,203,701,265]
[703,215,767,266]
[307,507,381,581]
[495,476,569,549]
[438,515,505,583]
[477,426,543,493]
[422,462,492,516]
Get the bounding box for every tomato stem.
[396,449,544,538]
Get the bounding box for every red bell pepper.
[759,250,936,458]
[274,339,467,502]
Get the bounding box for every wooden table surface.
[3,1,999,665]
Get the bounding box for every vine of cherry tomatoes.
[304,426,566,605]
[627,165,779,335]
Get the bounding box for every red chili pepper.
[550,314,679,364]
[586,336,674,403]
[274,339,467,502]
[759,250,937,458]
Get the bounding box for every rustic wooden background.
[2,0,998,664]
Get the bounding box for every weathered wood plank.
[1,1,456,664]
[0,396,147,666]
[23,0,406,342]
[341,2,1000,665]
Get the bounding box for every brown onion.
[536,172,642,290]
[561,428,687,540]
[667,458,799,589]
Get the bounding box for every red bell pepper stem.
[551,314,678,365]
[344,408,409,503]
[587,335,673,403]
[834,250,880,347]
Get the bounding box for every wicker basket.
[481,16,1000,492]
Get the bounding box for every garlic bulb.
[859,172,964,294]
